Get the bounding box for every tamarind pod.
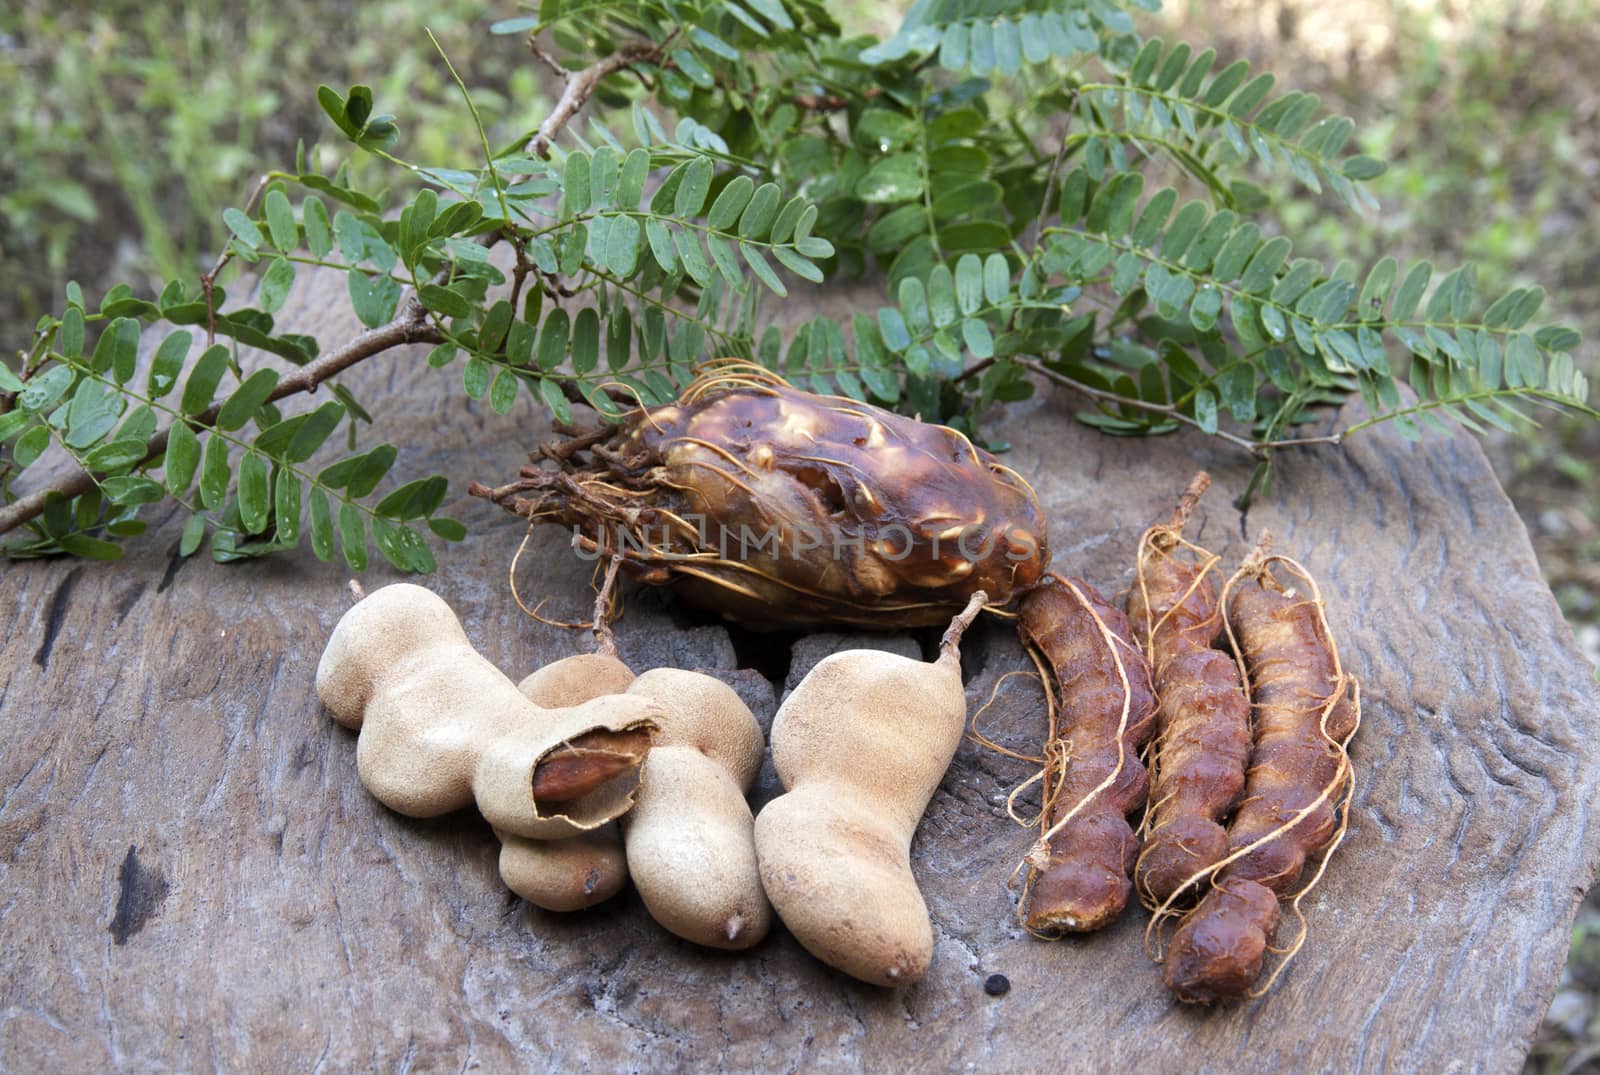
[754,592,987,986]
[316,584,661,841]
[473,361,1048,630]
[498,656,638,912]
[495,826,628,913]
[1017,575,1157,933]
[518,652,637,709]
[1127,475,1253,906]
[1222,579,1350,893]
[621,668,771,951]
[1163,558,1357,1003]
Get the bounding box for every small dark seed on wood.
[983,973,1010,996]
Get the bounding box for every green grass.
[0,0,542,348]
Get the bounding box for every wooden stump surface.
[2,272,1597,1073]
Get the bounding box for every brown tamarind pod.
[472,361,1048,630]
[1163,545,1360,1003]
[1017,575,1158,933]
[1127,473,1252,907]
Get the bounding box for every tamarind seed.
[983,973,1011,996]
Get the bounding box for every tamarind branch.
[1017,359,1346,456]
[528,43,669,159]
[0,301,443,538]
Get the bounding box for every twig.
[528,39,567,80]
[592,554,623,657]
[1017,358,1345,457]
[528,43,667,158]
[0,302,442,538]
[202,174,272,346]
[791,86,885,111]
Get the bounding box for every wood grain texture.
[1,271,1596,1072]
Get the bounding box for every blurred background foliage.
[1,0,1596,1062]
[1162,0,1600,686]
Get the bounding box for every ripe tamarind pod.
[622,668,771,950]
[1127,473,1252,907]
[316,583,660,840]
[1162,544,1360,1003]
[1016,575,1158,933]
[500,657,634,911]
[754,592,987,986]
[517,652,636,709]
[499,555,638,911]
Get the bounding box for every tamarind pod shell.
[619,668,770,950]
[624,748,770,950]
[475,699,661,839]
[755,629,976,985]
[1163,876,1281,1004]
[479,365,1047,630]
[316,583,469,731]
[626,667,765,785]
[497,827,628,912]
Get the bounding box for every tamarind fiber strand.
[1161,546,1360,1003]
[1127,473,1252,908]
[1015,575,1158,934]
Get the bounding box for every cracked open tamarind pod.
[316,583,660,839]
[754,592,986,987]
[495,656,639,913]
[471,362,1047,630]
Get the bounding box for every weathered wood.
[1,271,1596,1072]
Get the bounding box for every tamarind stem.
[592,555,624,658]
[1164,470,1211,535]
[937,589,989,666]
